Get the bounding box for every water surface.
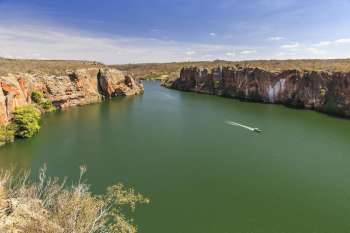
[1,81,350,233]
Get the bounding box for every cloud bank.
[0,22,350,64]
[0,23,264,64]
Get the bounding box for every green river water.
[1,81,350,233]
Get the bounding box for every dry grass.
[114,59,350,79]
[0,165,149,233]
[0,58,106,76]
[2,57,350,79]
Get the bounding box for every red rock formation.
[0,68,143,124]
[0,88,7,124]
[0,75,31,124]
[163,66,350,118]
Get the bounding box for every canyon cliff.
[0,68,143,124]
[163,66,350,118]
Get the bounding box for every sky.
[0,0,350,64]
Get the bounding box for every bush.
[0,166,149,233]
[0,125,15,145]
[31,91,56,112]
[40,100,55,112]
[31,91,43,104]
[11,105,41,138]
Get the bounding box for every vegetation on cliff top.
[114,59,350,80]
[0,57,104,76]
[0,165,149,233]
[2,57,350,79]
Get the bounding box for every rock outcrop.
[0,68,143,124]
[163,66,350,118]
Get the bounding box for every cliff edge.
[0,67,143,124]
[163,66,350,118]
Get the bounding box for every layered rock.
[163,66,350,118]
[0,68,143,124]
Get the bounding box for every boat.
[253,128,262,133]
[226,121,263,133]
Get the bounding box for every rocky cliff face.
[163,67,350,118]
[0,68,143,124]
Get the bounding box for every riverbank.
[0,58,143,146]
[163,66,350,118]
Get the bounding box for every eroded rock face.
[97,69,143,97]
[0,75,31,124]
[0,68,143,124]
[164,67,350,118]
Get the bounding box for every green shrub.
[11,105,41,138]
[40,100,55,112]
[0,125,15,145]
[31,91,56,112]
[31,91,43,104]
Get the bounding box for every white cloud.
[1,21,350,64]
[310,38,350,48]
[335,38,350,44]
[312,41,331,47]
[305,47,324,54]
[185,51,196,55]
[209,32,217,37]
[276,52,286,57]
[0,23,247,64]
[269,36,284,41]
[150,28,161,33]
[281,43,300,49]
[202,54,214,59]
[239,50,257,55]
[225,52,236,57]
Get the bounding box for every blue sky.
[0,0,350,64]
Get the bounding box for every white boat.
[253,128,262,133]
[226,121,262,133]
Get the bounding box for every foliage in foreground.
[11,105,41,138]
[0,166,149,233]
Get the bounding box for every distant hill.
[113,59,350,80]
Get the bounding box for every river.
[1,81,350,233]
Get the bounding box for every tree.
[31,91,56,112]
[31,91,43,104]
[11,105,41,138]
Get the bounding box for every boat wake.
[225,121,262,133]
